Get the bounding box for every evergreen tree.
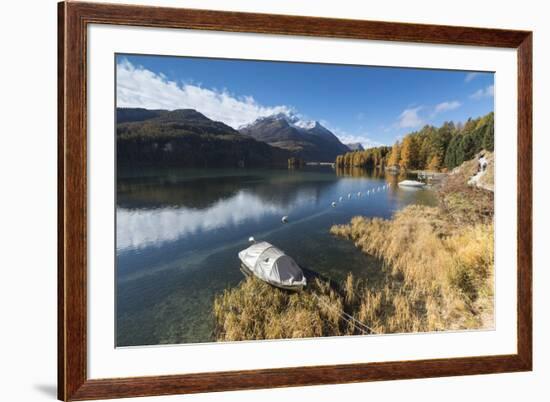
[460,132,478,162]
[444,134,462,169]
[482,124,494,151]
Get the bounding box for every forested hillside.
[335,146,391,169]
[335,112,494,171]
[116,108,291,168]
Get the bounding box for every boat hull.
[240,263,305,292]
[398,180,426,188]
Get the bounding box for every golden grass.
[330,206,494,333]
[213,155,494,340]
[213,276,351,342]
[214,212,493,340]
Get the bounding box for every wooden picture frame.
[58,1,532,400]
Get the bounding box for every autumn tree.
[427,155,441,171]
[387,141,401,167]
[399,135,418,170]
[334,112,492,172]
[419,136,431,168]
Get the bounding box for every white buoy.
[248,236,255,243]
[357,191,361,196]
[331,202,337,207]
[281,216,289,223]
[339,196,343,202]
[367,190,370,195]
[348,193,352,199]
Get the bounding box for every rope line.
[308,183,386,336]
[311,293,377,335]
[275,182,391,335]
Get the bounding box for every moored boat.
[398,180,426,188]
[238,241,307,291]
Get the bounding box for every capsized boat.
[398,180,426,188]
[238,241,307,291]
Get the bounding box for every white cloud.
[116,59,293,129]
[336,133,385,149]
[433,100,461,115]
[397,107,423,128]
[470,85,495,100]
[465,72,481,82]
[322,123,384,149]
[117,191,287,251]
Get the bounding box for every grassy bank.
[215,276,342,341]
[213,154,494,340]
[330,207,493,333]
[330,152,494,333]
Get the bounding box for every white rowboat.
[238,242,307,291]
[398,180,426,188]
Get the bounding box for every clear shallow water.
[116,167,436,346]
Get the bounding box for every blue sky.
[116,54,494,148]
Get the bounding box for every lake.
[116,166,437,347]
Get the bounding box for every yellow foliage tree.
[399,136,418,170]
[387,141,401,167]
[427,155,440,171]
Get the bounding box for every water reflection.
[116,167,437,346]
[117,189,314,252]
[118,168,339,210]
[335,166,410,183]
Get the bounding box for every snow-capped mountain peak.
[239,111,349,162]
[293,119,317,130]
[240,112,318,132]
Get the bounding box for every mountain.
[239,113,349,162]
[116,108,291,168]
[345,142,364,151]
[116,108,167,124]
